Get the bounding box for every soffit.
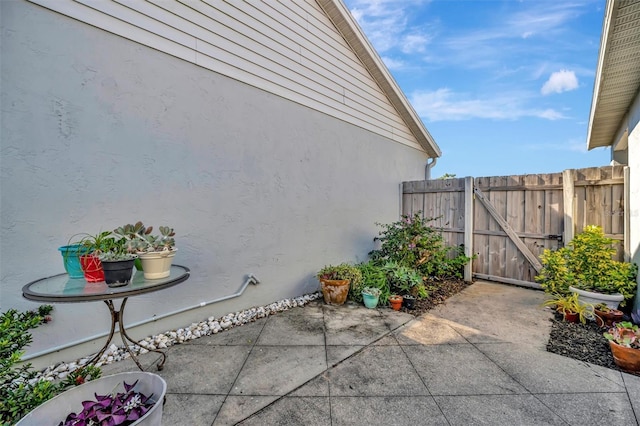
[588,0,640,149]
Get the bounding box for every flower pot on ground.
[16,372,166,425]
[569,286,623,310]
[361,287,381,309]
[58,244,87,278]
[594,304,625,328]
[402,294,416,310]
[542,293,592,324]
[389,295,403,311]
[603,321,640,373]
[316,263,362,305]
[114,222,177,280]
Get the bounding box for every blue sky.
[342,0,611,178]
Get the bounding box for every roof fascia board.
[587,0,619,150]
[317,0,441,158]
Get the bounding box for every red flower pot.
[80,254,104,282]
[389,295,403,311]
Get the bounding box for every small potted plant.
[402,294,416,310]
[114,222,177,279]
[70,231,116,283]
[603,321,640,373]
[389,294,403,311]
[361,287,381,309]
[316,263,362,305]
[542,293,592,324]
[99,240,138,287]
[594,303,625,328]
[17,372,166,425]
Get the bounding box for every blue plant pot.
[58,245,87,278]
[362,293,379,309]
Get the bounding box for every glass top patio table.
[22,265,190,303]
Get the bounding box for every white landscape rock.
[31,292,322,383]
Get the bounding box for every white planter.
[17,372,166,425]
[569,286,624,310]
[138,249,177,279]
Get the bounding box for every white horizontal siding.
[26,0,423,151]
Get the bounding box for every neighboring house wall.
[627,93,640,311]
[0,1,429,367]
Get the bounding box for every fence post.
[562,169,575,245]
[624,166,630,262]
[464,176,474,282]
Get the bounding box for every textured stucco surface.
[627,91,640,311]
[0,2,428,364]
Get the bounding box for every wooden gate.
[401,166,628,288]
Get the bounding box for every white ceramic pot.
[17,372,166,425]
[138,249,177,279]
[569,286,624,310]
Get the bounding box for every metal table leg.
[86,298,167,371]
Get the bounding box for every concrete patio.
[101,281,640,425]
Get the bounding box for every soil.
[401,278,639,376]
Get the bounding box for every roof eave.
[317,0,441,158]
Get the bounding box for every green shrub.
[369,213,471,279]
[536,225,638,305]
[351,261,389,304]
[0,307,101,424]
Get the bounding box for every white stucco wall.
[627,91,640,312]
[0,2,428,366]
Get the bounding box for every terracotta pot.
[608,341,640,373]
[320,279,350,305]
[389,295,403,311]
[560,309,579,323]
[595,309,625,328]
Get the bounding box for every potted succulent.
[17,372,166,425]
[402,294,416,310]
[99,240,138,287]
[537,225,638,309]
[361,287,381,309]
[542,293,593,324]
[603,321,640,373]
[389,294,403,311]
[316,263,362,305]
[114,222,177,280]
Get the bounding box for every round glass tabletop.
[22,265,190,303]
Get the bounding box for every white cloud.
[410,88,566,122]
[541,69,579,95]
[381,56,405,70]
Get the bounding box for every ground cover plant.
[0,306,101,425]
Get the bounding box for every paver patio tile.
[163,393,224,425]
[535,393,637,425]
[475,342,626,393]
[257,311,324,346]
[402,344,528,395]
[326,345,364,367]
[231,345,326,395]
[393,317,467,345]
[328,345,429,396]
[622,372,640,419]
[237,396,331,426]
[323,306,393,346]
[289,373,330,397]
[433,395,566,425]
[213,395,279,426]
[189,317,266,346]
[331,396,448,425]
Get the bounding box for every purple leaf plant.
[58,380,156,426]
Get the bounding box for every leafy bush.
[0,307,101,424]
[536,225,637,305]
[369,213,471,279]
[351,261,389,304]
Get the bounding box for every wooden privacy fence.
[401,166,629,288]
